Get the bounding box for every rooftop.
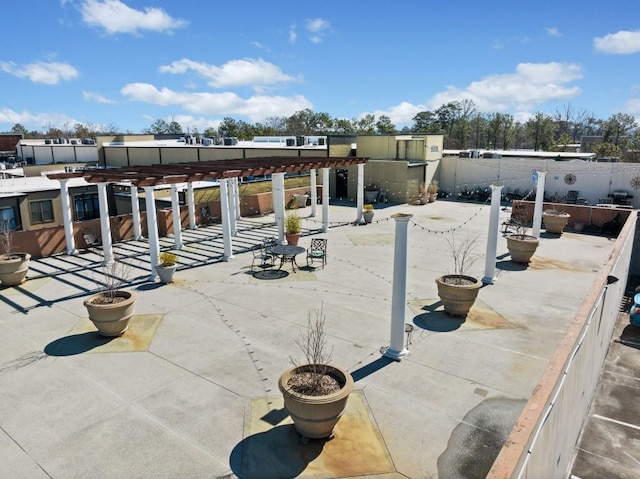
[0,200,635,478]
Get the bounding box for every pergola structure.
[48,156,368,279]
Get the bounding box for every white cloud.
[159,58,297,89]
[545,27,562,37]
[165,114,221,133]
[0,60,78,84]
[371,62,583,126]
[289,25,297,43]
[0,108,76,128]
[305,18,330,43]
[428,62,582,112]
[594,30,640,54]
[80,0,188,35]
[83,91,117,104]
[368,102,426,126]
[120,83,312,122]
[622,97,640,116]
[306,18,329,33]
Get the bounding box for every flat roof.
[0,201,628,478]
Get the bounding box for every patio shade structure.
[47,156,368,276]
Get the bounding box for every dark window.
[73,193,100,221]
[0,206,17,229]
[29,200,54,224]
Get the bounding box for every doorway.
[335,169,348,199]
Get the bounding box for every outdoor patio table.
[270,245,305,273]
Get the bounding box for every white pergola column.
[97,182,114,265]
[229,178,238,236]
[356,163,364,224]
[273,173,286,244]
[482,184,504,285]
[144,186,160,279]
[170,184,183,249]
[532,171,547,237]
[310,168,317,217]
[382,213,413,361]
[187,182,197,230]
[322,167,330,233]
[234,177,242,220]
[220,179,234,260]
[58,179,77,254]
[130,184,143,240]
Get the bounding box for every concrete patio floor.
[0,200,629,478]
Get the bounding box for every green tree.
[11,124,28,138]
[333,118,354,134]
[354,114,376,134]
[375,115,396,134]
[167,120,183,135]
[593,142,622,159]
[144,119,170,135]
[412,111,439,133]
[525,112,556,151]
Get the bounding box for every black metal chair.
[251,243,275,272]
[306,238,327,268]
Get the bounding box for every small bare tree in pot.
[505,204,539,264]
[83,256,137,336]
[278,304,353,441]
[435,234,482,316]
[0,218,30,286]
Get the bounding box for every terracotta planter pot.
[278,364,353,439]
[543,212,570,234]
[156,264,176,283]
[506,234,540,264]
[435,275,481,316]
[83,291,137,337]
[428,193,437,203]
[285,232,301,245]
[0,253,30,286]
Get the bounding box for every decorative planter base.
[435,275,481,316]
[83,291,137,337]
[506,234,540,264]
[279,364,353,439]
[0,253,31,286]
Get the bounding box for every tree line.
[6,100,640,161]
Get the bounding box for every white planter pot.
[156,264,177,283]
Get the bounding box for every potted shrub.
[278,305,353,440]
[156,251,177,284]
[504,203,539,264]
[426,180,439,202]
[435,234,482,316]
[83,257,136,337]
[0,219,30,286]
[284,212,302,245]
[543,209,570,235]
[362,204,375,224]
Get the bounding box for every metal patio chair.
[306,238,327,269]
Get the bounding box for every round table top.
[270,244,305,255]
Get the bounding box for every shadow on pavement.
[44,332,115,356]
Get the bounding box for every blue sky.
[1,0,640,134]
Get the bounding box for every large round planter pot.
[362,211,374,224]
[506,234,540,264]
[435,275,481,316]
[0,253,31,286]
[285,232,301,246]
[293,194,309,208]
[543,212,570,234]
[279,364,354,439]
[365,190,379,203]
[156,264,176,283]
[83,291,137,337]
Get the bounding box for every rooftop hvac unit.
[296,136,305,146]
[286,138,295,146]
[318,138,325,145]
[223,137,238,146]
[45,139,52,145]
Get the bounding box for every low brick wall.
[512,200,632,229]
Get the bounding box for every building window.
[29,200,54,224]
[73,193,100,221]
[430,146,439,153]
[0,206,17,230]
